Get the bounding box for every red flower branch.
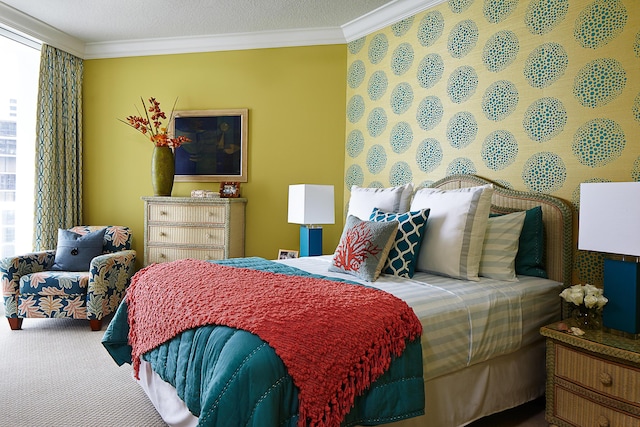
[120,97,191,149]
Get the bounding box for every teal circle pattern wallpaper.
[344,0,640,284]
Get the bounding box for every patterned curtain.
[33,44,83,250]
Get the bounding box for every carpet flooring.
[0,303,547,427]
[0,304,166,427]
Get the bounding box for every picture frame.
[278,249,299,260]
[170,109,248,182]
[219,181,241,198]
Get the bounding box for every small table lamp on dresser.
[579,182,640,336]
[288,184,334,257]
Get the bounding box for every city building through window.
[0,29,40,256]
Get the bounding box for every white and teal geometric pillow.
[369,208,430,278]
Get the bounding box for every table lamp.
[578,182,640,335]
[288,184,335,257]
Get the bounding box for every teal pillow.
[329,215,397,282]
[369,208,430,278]
[51,228,107,271]
[490,206,546,278]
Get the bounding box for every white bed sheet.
[278,256,561,381]
[137,255,562,426]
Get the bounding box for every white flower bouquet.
[559,284,608,309]
[560,284,608,330]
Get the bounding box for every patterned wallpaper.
[344,0,640,285]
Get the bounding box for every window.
[0,29,40,257]
[0,121,17,136]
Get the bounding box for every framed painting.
[170,109,248,182]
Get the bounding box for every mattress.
[135,255,562,426]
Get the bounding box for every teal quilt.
[102,257,424,427]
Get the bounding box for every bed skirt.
[136,340,545,427]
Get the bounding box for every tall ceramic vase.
[151,145,175,196]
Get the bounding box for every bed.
[103,174,573,427]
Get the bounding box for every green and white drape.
[33,44,83,250]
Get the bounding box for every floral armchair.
[1,226,136,331]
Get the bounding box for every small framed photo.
[278,249,299,260]
[220,181,240,198]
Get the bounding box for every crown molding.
[83,27,346,59]
[1,0,443,59]
[0,2,84,57]
[342,0,447,42]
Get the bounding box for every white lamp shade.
[578,182,640,257]
[288,184,335,225]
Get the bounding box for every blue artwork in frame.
[170,109,248,182]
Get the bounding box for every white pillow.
[398,183,414,213]
[410,184,494,281]
[346,184,413,220]
[479,211,526,281]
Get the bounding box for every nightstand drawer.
[148,203,227,224]
[556,344,640,406]
[555,385,640,427]
[148,247,225,263]
[148,226,225,245]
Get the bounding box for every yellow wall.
[82,45,347,265]
[344,0,640,285]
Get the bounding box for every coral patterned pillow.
[329,215,398,282]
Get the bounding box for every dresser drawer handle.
[598,415,610,427]
[206,233,213,239]
[159,232,167,237]
[159,253,166,259]
[160,211,167,215]
[599,372,612,386]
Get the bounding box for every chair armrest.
[1,250,56,294]
[1,250,55,317]
[88,250,137,293]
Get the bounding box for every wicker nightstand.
[540,323,640,427]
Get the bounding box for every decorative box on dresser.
[142,196,246,266]
[540,323,640,427]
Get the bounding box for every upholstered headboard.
[429,174,574,287]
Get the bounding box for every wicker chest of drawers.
[540,323,640,427]
[142,196,246,266]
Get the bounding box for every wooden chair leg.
[89,319,102,331]
[8,318,23,330]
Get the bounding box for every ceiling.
[0,0,442,59]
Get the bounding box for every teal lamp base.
[300,225,323,257]
[603,258,640,335]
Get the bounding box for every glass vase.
[572,305,601,330]
[151,145,175,196]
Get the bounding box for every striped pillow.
[479,211,526,281]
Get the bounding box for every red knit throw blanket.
[127,259,422,427]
